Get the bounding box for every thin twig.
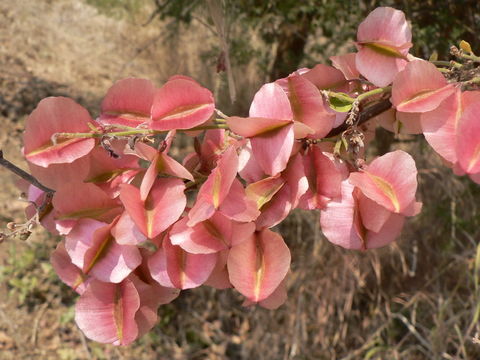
[76,324,93,360]
[391,313,432,352]
[0,150,54,193]
[30,302,49,345]
[142,0,163,26]
[207,0,236,103]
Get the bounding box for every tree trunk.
[269,13,313,81]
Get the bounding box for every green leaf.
[329,93,353,112]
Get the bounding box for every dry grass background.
[0,1,479,359]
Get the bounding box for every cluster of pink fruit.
[16,7,479,345]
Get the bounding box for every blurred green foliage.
[143,0,480,79]
[86,0,143,19]
[0,241,55,307]
[85,0,480,80]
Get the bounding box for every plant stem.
[184,124,229,131]
[464,77,480,85]
[55,123,230,140]
[0,150,54,193]
[356,86,391,102]
[459,53,480,62]
[327,86,391,105]
[431,60,462,68]
[325,98,392,138]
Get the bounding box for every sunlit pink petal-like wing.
[249,82,293,119]
[330,53,360,80]
[377,109,423,135]
[127,275,159,339]
[245,174,290,229]
[111,211,147,246]
[149,237,217,289]
[456,100,480,174]
[469,172,480,185]
[356,47,408,87]
[147,244,174,288]
[238,140,265,183]
[246,175,285,210]
[348,150,417,214]
[421,91,462,163]
[254,184,292,230]
[249,123,294,176]
[203,145,238,206]
[299,146,344,210]
[132,141,157,161]
[286,74,334,138]
[320,180,362,249]
[227,229,291,302]
[128,273,179,338]
[51,241,88,294]
[357,192,392,232]
[283,153,309,209]
[363,212,405,249]
[75,279,140,345]
[170,213,255,254]
[53,182,121,224]
[66,220,105,270]
[119,179,186,239]
[322,182,404,250]
[226,116,292,137]
[301,64,347,90]
[150,77,214,130]
[99,78,155,127]
[140,151,193,201]
[218,178,260,222]
[204,250,232,289]
[243,280,287,310]
[24,97,95,167]
[392,60,456,113]
[187,199,216,227]
[66,218,141,283]
[355,7,411,87]
[188,146,239,226]
[86,144,140,179]
[357,7,411,46]
[396,111,423,134]
[28,155,90,191]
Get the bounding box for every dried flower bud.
[6,222,16,230]
[450,45,460,56]
[459,40,472,54]
[354,158,366,170]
